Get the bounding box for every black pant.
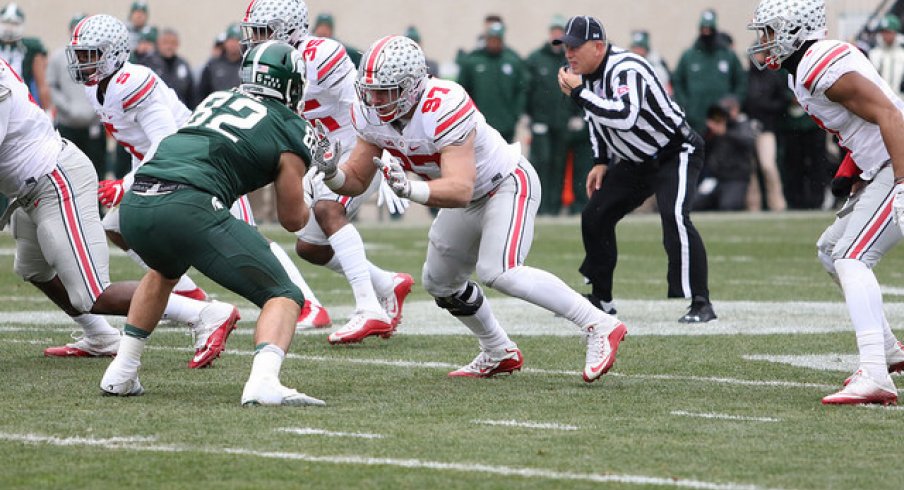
[580,131,710,301]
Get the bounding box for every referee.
[556,16,716,323]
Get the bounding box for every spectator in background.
[197,23,243,101]
[0,3,50,109]
[779,98,834,209]
[629,30,672,95]
[869,13,904,100]
[126,1,152,52]
[131,26,157,65]
[312,13,361,66]
[457,21,528,143]
[404,26,438,76]
[526,14,591,215]
[694,97,756,212]
[744,48,788,211]
[145,28,194,108]
[673,9,746,135]
[47,13,106,178]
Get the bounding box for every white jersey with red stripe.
[351,77,520,200]
[793,40,904,180]
[296,35,357,150]
[0,60,61,198]
[84,62,191,167]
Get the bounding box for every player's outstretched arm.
[428,130,477,208]
[275,152,310,233]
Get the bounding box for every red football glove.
[98,179,125,208]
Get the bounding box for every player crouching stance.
[101,42,324,406]
[315,36,626,382]
[750,0,904,405]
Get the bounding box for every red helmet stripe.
[363,35,395,84]
[243,0,258,22]
[71,16,92,45]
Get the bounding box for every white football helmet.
[748,0,827,70]
[356,35,427,124]
[66,14,130,85]
[240,0,309,53]
[0,3,24,43]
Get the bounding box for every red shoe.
[448,347,523,378]
[379,273,414,327]
[174,287,208,301]
[44,333,119,357]
[582,322,627,383]
[188,301,240,368]
[296,300,332,330]
[823,369,897,405]
[327,311,393,344]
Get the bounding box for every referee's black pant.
[579,131,710,302]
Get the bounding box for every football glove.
[377,177,409,215]
[98,179,125,208]
[373,155,410,198]
[311,120,341,181]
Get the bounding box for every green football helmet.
[239,40,306,109]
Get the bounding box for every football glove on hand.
[373,155,410,198]
[893,183,904,230]
[377,177,410,215]
[98,179,125,208]
[311,120,341,181]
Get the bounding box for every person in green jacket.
[525,15,592,215]
[672,9,746,135]
[457,22,528,143]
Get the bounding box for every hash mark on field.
[670,411,781,423]
[277,427,384,439]
[471,419,578,431]
[0,432,777,490]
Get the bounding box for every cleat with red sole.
[823,369,897,406]
[379,273,414,328]
[582,322,627,383]
[188,301,240,368]
[174,287,209,302]
[843,341,904,386]
[448,347,523,378]
[296,300,332,330]
[44,333,120,358]
[327,312,393,344]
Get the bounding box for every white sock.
[324,255,343,274]
[270,241,320,305]
[73,313,119,337]
[491,266,620,331]
[368,261,395,297]
[328,224,382,313]
[126,249,150,270]
[173,275,199,293]
[161,294,206,324]
[883,318,898,352]
[249,344,285,381]
[116,334,146,371]
[835,259,887,380]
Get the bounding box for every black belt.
[131,177,195,194]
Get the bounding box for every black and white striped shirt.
[571,45,687,164]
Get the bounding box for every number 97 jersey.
[351,77,521,200]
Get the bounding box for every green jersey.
[138,89,314,205]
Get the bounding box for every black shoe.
[584,294,616,315]
[679,298,717,323]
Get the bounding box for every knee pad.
[435,280,484,317]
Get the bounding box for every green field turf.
[2,211,903,490]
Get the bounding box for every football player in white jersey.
[0,57,239,369]
[315,35,627,382]
[750,0,904,405]
[240,0,414,342]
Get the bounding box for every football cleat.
[823,369,897,406]
[448,347,524,378]
[241,377,326,407]
[100,361,144,396]
[842,341,904,386]
[678,297,717,323]
[44,332,120,358]
[379,272,414,327]
[174,287,209,302]
[188,301,240,369]
[296,300,332,330]
[582,322,628,383]
[327,311,394,344]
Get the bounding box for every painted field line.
[670,411,781,423]
[471,419,578,431]
[143,345,836,390]
[858,404,904,411]
[277,427,384,439]
[0,432,776,490]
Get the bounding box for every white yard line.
[471,419,579,431]
[670,411,781,423]
[276,427,384,439]
[0,432,776,490]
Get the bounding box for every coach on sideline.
[556,16,716,323]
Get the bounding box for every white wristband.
[323,169,346,191]
[408,180,430,204]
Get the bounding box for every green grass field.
[2,211,904,490]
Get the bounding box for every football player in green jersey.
[100,41,325,407]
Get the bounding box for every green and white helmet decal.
[240,40,307,109]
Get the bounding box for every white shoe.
[44,332,120,357]
[188,301,240,369]
[887,341,904,374]
[823,369,897,405]
[296,300,332,330]
[241,377,325,407]
[448,346,524,378]
[327,310,394,344]
[379,273,414,327]
[100,361,144,396]
[582,322,627,383]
